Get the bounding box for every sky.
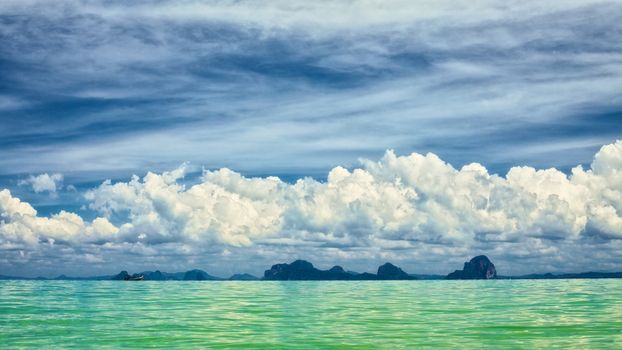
[1,0,622,278]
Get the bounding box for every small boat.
[124,274,144,281]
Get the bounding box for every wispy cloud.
[0,0,621,181]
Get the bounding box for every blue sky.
[1,1,622,277]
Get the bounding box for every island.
[3,255,622,281]
[446,255,497,280]
[263,260,416,280]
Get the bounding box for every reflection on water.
[1,280,621,349]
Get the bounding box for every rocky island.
[263,260,417,280]
[446,255,497,280]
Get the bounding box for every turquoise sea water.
[1,280,621,349]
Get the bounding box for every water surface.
[1,280,621,349]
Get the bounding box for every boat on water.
[124,275,144,281]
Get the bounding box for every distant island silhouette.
[446,255,497,280]
[2,255,622,281]
[263,260,416,280]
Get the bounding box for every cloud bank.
[1,141,621,276]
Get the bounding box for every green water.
[1,280,621,349]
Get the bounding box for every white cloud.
[2,141,621,274]
[0,189,118,245]
[18,173,63,193]
[85,166,284,246]
[9,140,622,245]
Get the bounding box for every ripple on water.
[1,280,621,349]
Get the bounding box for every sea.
[1,279,621,349]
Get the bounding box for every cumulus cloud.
[80,140,622,247]
[1,141,621,276]
[0,189,119,246]
[18,173,63,193]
